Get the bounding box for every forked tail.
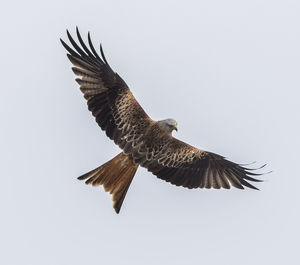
[78,152,139,213]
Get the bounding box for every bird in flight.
[61,28,264,214]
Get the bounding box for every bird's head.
[158,119,178,134]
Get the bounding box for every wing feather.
[141,134,263,190]
[61,29,152,153]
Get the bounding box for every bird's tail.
[78,152,139,213]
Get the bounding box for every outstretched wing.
[61,28,153,149]
[134,133,263,190]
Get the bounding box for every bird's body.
[61,28,264,213]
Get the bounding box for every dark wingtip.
[242,163,267,171]
[100,43,109,65]
[87,31,101,59]
[60,37,67,46]
[249,183,260,190]
[77,174,87,180]
[232,161,270,189]
[239,161,257,166]
[76,26,80,37]
[60,38,80,58]
[66,29,71,39]
[66,53,73,61]
[259,163,267,169]
[59,38,66,47]
[246,185,260,191]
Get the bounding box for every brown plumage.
[78,153,138,213]
[61,28,264,213]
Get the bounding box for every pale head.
[157,119,178,133]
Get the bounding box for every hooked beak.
[174,125,178,132]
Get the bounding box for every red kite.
[61,28,264,213]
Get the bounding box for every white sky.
[1,0,299,264]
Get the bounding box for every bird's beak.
[174,125,178,132]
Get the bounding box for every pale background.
[1,1,299,264]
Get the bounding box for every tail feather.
[78,152,138,213]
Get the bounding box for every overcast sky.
[1,0,299,264]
